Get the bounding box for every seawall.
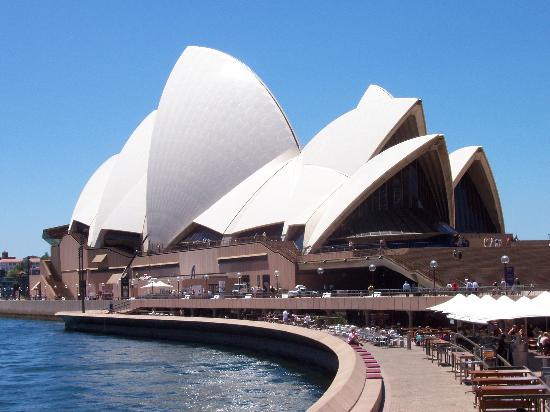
[0,300,111,320]
[57,312,383,412]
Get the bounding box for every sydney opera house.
[37,46,511,300]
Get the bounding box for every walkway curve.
[56,312,383,412]
[364,342,475,411]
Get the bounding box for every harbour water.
[0,317,330,411]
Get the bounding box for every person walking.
[402,280,411,296]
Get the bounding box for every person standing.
[402,280,411,296]
[282,309,289,324]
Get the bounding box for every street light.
[274,270,279,292]
[317,267,325,291]
[204,274,209,295]
[176,276,181,297]
[501,255,510,291]
[430,260,438,291]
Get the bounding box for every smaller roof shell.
[449,146,504,232]
[70,154,119,231]
[88,111,156,247]
[303,134,453,252]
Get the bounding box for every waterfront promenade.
[366,342,475,411]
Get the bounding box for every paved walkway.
[364,342,475,412]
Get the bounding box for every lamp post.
[204,274,209,295]
[274,270,279,293]
[430,260,438,292]
[368,264,376,294]
[237,272,242,286]
[317,267,325,291]
[176,276,181,297]
[501,255,510,293]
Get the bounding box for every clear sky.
[1,1,548,258]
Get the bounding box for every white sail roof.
[146,46,299,247]
[69,154,118,231]
[303,134,451,251]
[88,111,156,246]
[449,146,504,232]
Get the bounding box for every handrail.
[451,332,512,368]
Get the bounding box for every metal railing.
[451,332,512,368]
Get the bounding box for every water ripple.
[0,318,329,411]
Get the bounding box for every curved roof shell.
[303,134,453,252]
[146,46,299,247]
[69,154,119,231]
[88,111,156,247]
[283,85,426,231]
[299,85,425,177]
[449,146,504,232]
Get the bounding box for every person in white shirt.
[282,310,289,324]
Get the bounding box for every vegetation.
[6,264,24,278]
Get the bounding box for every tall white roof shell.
[88,111,156,247]
[146,46,299,247]
[70,154,118,231]
[304,135,451,251]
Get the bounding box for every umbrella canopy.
[152,280,173,288]
[512,296,537,318]
[483,295,517,321]
[140,280,173,289]
[447,294,485,323]
[428,294,466,312]
[529,291,550,317]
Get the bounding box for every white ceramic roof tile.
[70,154,119,231]
[88,111,156,246]
[146,46,299,247]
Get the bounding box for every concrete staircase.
[387,242,550,287]
[42,260,75,300]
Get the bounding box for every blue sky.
[1,1,548,257]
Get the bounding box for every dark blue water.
[0,318,330,411]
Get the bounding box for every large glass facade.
[328,159,447,241]
[454,172,497,233]
[380,115,420,152]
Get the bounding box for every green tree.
[41,252,50,259]
[6,263,23,278]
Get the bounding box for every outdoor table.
[471,376,541,386]
[460,359,484,384]
[451,351,472,371]
[454,352,476,381]
[476,384,548,411]
[474,378,548,410]
[431,341,451,366]
[469,369,531,378]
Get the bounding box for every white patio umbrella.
[483,295,517,321]
[447,294,487,324]
[528,291,550,317]
[428,293,467,312]
[153,280,173,288]
[140,280,173,294]
[512,296,537,318]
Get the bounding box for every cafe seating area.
[420,334,550,411]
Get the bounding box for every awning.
[31,281,41,290]
[92,254,107,263]
[107,273,122,284]
[217,253,267,261]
